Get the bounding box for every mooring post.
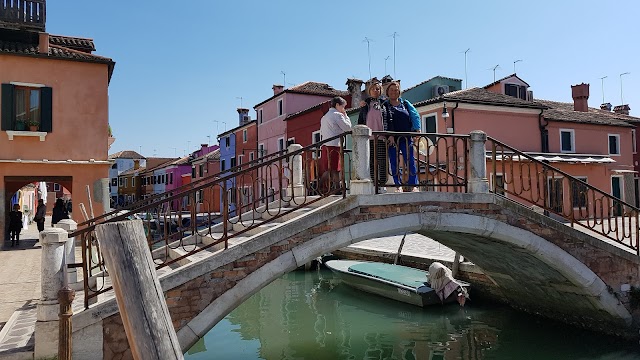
[350,125,374,195]
[58,253,75,360]
[95,220,184,360]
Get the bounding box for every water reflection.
[185,269,640,360]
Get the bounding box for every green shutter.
[1,84,14,130]
[40,87,52,132]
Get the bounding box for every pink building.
[412,75,639,211]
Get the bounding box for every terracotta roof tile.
[537,100,637,128]
[414,87,546,109]
[254,81,348,108]
[119,166,145,176]
[108,150,145,160]
[48,35,95,53]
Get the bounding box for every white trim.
[9,81,45,88]
[242,129,248,143]
[422,112,438,134]
[415,102,542,115]
[237,154,244,165]
[312,130,321,143]
[277,137,285,152]
[287,137,295,147]
[608,133,621,156]
[6,130,47,141]
[559,128,575,153]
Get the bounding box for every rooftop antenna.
[489,65,500,83]
[171,147,177,157]
[463,48,470,89]
[280,71,286,88]
[599,76,608,104]
[620,72,630,105]
[363,37,373,79]
[236,96,243,108]
[139,145,142,154]
[384,56,390,75]
[153,149,157,157]
[390,32,399,78]
[513,59,523,73]
[207,135,211,146]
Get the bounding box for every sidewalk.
[0,217,47,358]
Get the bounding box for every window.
[258,109,263,124]
[249,152,254,162]
[124,178,128,188]
[230,157,237,168]
[111,178,117,186]
[118,178,123,187]
[560,129,575,153]
[199,164,204,177]
[258,143,265,158]
[165,174,168,185]
[170,173,173,184]
[423,114,437,142]
[225,136,230,148]
[312,131,321,158]
[287,137,295,147]
[53,183,61,191]
[192,166,196,178]
[609,134,620,155]
[492,174,505,196]
[243,129,248,143]
[132,177,135,187]
[238,154,244,165]
[111,163,117,169]
[504,83,527,100]
[632,129,637,154]
[227,188,237,204]
[1,83,52,132]
[277,99,283,116]
[221,159,226,171]
[278,137,285,152]
[198,189,204,204]
[571,177,588,208]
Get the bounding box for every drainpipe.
[538,109,548,153]
[450,102,459,133]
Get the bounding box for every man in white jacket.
[319,96,352,193]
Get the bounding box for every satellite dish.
[418,137,434,156]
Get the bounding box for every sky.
[46,0,639,158]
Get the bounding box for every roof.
[284,100,329,121]
[218,120,256,138]
[253,81,348,108]
[483,73,530,88]
[0,29,115,81]
[537,100,637,128]
[413,87,547,109]
[119,166,145,176]
[168,156,191,166]
[192,148,221,163]
[108,150,145,160]
[402,75,463,93]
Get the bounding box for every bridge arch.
[176,198,632,350]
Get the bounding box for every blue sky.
[47,0,639,158]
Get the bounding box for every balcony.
[0,0,46,32]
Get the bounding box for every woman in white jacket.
[319,96,352,193]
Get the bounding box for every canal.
[184,268,640,359]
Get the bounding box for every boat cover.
[348,262,429,289]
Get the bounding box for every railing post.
[35,227,68,359]
[350,125,374,195]
[468,130,489,194]
[288,143,304,197]
[56,219,79,285]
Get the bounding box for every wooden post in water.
[452,252,461,278]
[95,220,183,360]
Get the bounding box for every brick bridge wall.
[96,194,640,358]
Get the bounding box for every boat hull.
[325,260,467,307]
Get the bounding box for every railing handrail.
[487,136,640,214]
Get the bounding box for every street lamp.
[442,101,452,134]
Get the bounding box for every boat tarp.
[348,263,429,289]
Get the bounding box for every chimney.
[272,84,284,95]
[345,78,364,108]
[571,83,589,112]
[38,32,49,54]
[600,103,612,112]
[237,108,250,125]
[613,104,631,116]
[133,159,140,170]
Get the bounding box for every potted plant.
[27,120,39,131]
[14,119,26,131]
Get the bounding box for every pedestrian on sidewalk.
[34,199,46,232]
[9,204,22,247]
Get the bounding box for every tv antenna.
[620,72,630,105]
[363,37,373,79]
[280,71,286,87]
[236,96,243,108]
[390,32,399,78]
[599,76,607,104]
[513,59,523,73]
[489,65,500,82]
[384,56,390,75]
[462,48,470,88]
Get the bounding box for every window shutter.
[1,84,14,130]
[40,86,53,132]
[519,86,526,100]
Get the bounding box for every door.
[611,176,623,216]
[547,178,563,213]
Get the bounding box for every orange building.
[1,0,115,236]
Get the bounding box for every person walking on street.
[8,204,22,247]
[34,199,46,232]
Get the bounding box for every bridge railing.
[371,131,469,193]
[487,137,640,254]
[69,133,352,309]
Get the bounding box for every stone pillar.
[288,144,305,198]
[35,227,68,359]
[350,125,374,195]
[55,219,78,285]
[469,130,489,194]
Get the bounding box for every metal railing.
[371,132,469,193]
[487,137,640,254]
[0,0,45,30]
[70,134,352,308]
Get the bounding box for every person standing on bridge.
[319,96,352,193]
[358,79,389,187]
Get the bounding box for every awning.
[487,152,616,164]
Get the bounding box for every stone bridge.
[70,191,640,359]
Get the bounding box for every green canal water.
[184,268,640,360]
